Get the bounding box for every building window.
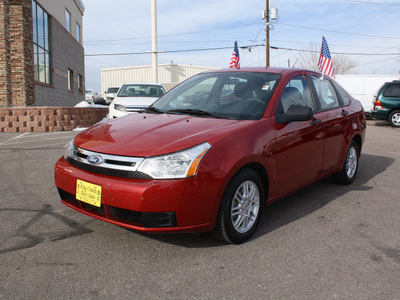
[65,9,71,32]
[68,69,74,91]
[76,23,81,43]
[32,0,51,84]
[78,74,83,93]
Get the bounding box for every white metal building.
[336,74,399,111]
[100,63,216,94]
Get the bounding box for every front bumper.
[54,157,225,233]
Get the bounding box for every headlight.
[114,104,126,112]
[64,141,75,159]
[137,142,211,179]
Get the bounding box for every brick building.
[0,0,85,107]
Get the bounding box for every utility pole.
[265,0,270,68]
[151,0,158,83]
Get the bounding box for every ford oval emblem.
[87,155,103,165]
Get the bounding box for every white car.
[109,83,166,119]
[104,87,120,105]
[85,89,95,103]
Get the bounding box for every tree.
[294,43,358,74]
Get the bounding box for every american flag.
[229,41,240,69]
[318,36,335,78]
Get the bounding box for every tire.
[212,169,265,244]
[388,110,400,127]
[333,141,359,185]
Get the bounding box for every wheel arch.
[233,162,270,203]
[352,133,363,156]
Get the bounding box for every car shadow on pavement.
[254,153,394,241]
[123,153,394,248]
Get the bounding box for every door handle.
[311,119,321,125]
[341,110,349,116]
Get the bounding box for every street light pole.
[151,0,158,83]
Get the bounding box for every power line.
[84,22,260,44]
[277,22,400,40]
[85,44,399,57]
[270,45,399,56]
[345,0,400,6]
[85,44,265,57]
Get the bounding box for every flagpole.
[265,0,270,67]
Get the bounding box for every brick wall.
[9,0,35,106]
[0,107,108,132]
[0,0,12,107]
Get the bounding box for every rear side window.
[332,81,352,106]
[311,77,340,111]
[382,84,400,98]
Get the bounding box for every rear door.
[310,76,348,172]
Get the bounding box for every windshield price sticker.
[76,179,102,207]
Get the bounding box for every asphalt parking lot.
[0,120,399,299]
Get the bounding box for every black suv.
[371,80,400,127]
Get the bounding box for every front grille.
[57,188,177,228]
[66,157,152,179]
[66,145,149,179]
[109,206,142,224]
[58,188,106,215]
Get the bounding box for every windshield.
[150,72,281,120]
[85,90,93,94]
[117,84,166,97]
[107,87,119,93]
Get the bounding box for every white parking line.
[0,132,30,146]
[1,135,76,146]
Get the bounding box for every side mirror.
[276,105,313,124]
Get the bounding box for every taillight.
[374,100,383,109]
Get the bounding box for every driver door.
[270,75,325,198]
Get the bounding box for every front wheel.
[212,169,265,244]
[333,141,359,185]
[388,110,400,127]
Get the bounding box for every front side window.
[276,76,314,115]
[151,72,281,120]
[32,0,51,84]
[65,9,71,32]
[311,77,340,110]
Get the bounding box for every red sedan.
[55,68,366,244]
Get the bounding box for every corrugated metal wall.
[100,64,216,94]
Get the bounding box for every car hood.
[113,96,159,106]
[74,113,252,157]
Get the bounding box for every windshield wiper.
[145,106,164,114]
[166,108,223,119]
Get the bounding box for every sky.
[81,0,400,93]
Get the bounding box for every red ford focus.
[55,68,366,244]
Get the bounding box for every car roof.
[122,83,165,86]
[201,67,322,76]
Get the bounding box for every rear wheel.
[333,141,359,185]
[388,110,400,127]
[212,169,265,244]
